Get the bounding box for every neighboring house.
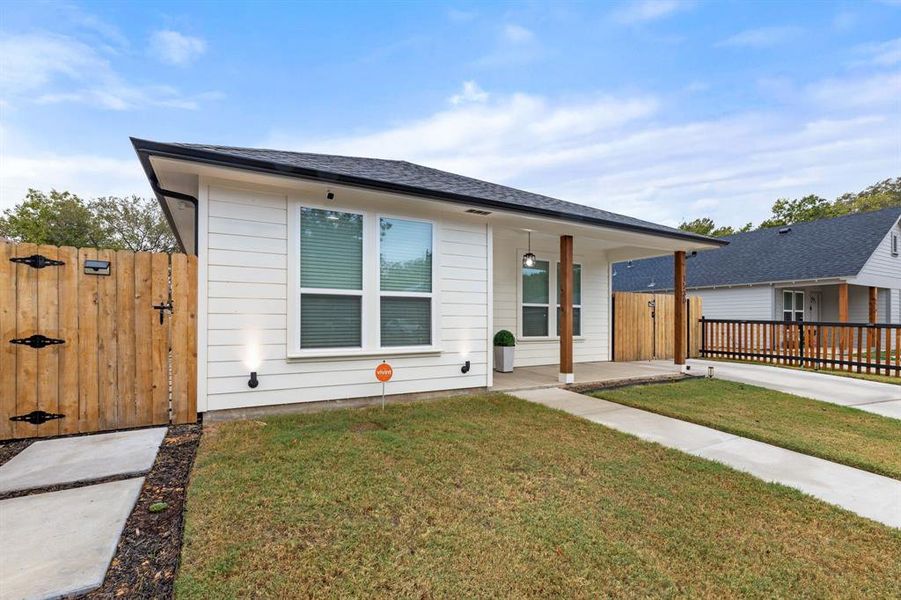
[132,138,722,415]
[613,207,901,324]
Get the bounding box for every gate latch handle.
[152,301,173,325]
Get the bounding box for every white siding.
[202,181,490,412]
[857,221,901,285]
[691,285,774,320]
[492,229,610,367]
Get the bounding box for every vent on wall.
[465,208,492,216]
[778,227,792,234]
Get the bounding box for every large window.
[292,205,436,354]
[521,258,582,338]
[782,290,804,322]
[379,218,433,347]
[299,208,363,348]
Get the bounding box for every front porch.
[491,360,682,392]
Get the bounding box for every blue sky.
[1,0,899,227]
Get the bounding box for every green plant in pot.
[493,329,515,373]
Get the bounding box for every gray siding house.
[613,207,901,324]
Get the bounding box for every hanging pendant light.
[522,231,536,267]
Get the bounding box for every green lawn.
[177,394,900,598]
[593,379,901,479]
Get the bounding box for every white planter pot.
[494,346,514,372]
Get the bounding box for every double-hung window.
[522,259,551,337]
[292,204,436,355]
[782,290,804,322]
[520,258,582,338]
[379,217,433,347]
[299,208,363,349]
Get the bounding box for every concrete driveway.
[685,359,901,420]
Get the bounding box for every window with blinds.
[380,218,432,346]
[522,259,550,337]
[299,208,363,348]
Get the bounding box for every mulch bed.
[85,423,202,599]
[0,438,32,467]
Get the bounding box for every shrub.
[493,329,515,347]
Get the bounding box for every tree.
[758,195,834,229]
[0,190,177,252]
[833,177,901,215]
[0,189,106,248]
[679,218,752,237]
[92,195,178,252]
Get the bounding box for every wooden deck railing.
[699,318,901,377]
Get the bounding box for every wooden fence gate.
[0,242,197,440]
[612,292,702,361]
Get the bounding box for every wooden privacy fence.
[0,242,197,440]
[699,318,900,377]
[612,292,702,361]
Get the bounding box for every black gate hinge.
[10,410,65,425]
[10,254,65,269]
[10,334,66,349]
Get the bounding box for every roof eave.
[130,137,728,248]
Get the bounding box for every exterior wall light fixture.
[248,371,259,388]
[461,360,471,374]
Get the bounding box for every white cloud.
[0,32,220,111]
[149,30,207,66]
[0,153,149,211]
[612,1,691,25]
[475,23,541,68]
[502,24,534,44]
[449,81,489,105]
[718,26,803,48]
[263,76,900,228]
[853,38,901,67]
[807,71,901,109]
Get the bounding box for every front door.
[807,292,821,322]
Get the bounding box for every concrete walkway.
[685,359,901,420]
[513,388,901,528]
[0,428,165,600]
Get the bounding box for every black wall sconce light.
[461,360,470,374]
[248,372,259,388]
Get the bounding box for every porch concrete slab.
[0,427,165,494]
[511,387,901,528]
[693,437,901,528]
[514,387,628,417]
[685,359,901,419]
[492,360,681,392]
[0,477,143,600]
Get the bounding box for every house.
[132,138,723,415]
[613,207,901,324]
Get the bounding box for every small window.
[299,208,363,349]
[379,217,433,347]
[782,290,804,322]
[522,259,550,337]
[556,263,582,336]
[892,231,899,256]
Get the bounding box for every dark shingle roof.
[131,138,725,246]
[613,206,901,291]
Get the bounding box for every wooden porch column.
[837,283,849,322]
[559,235,574,383]
[868,286,878,322]
[673,251,686,365]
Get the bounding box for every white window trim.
[516,250,584,341]
[286,199,441,359]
